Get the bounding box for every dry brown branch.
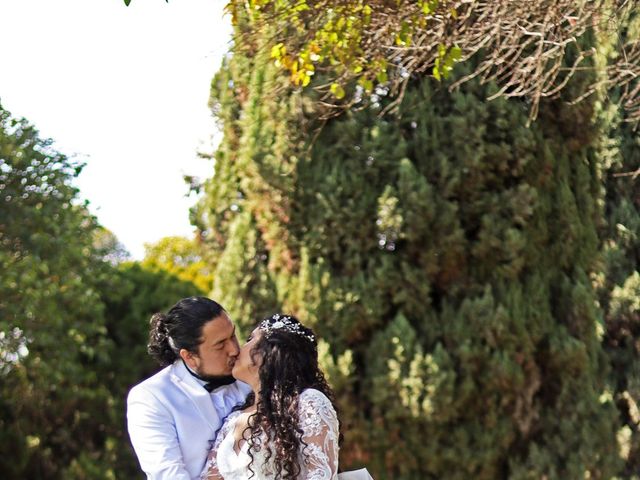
[612,167,640,179]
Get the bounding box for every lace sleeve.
[298,389,340,480]
[200,412,239,480]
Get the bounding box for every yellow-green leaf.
[376,69,388,83]
[271,42,284,59]
[361,78,373,92]
[330,83,346,99]
[433,61,441,81]
[450,45,462,61]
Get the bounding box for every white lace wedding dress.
[200,388,339,480]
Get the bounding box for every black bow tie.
[182,361,235,392]
[203,376,236,392]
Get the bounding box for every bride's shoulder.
[297,389,338,434]
[298,388,335,411]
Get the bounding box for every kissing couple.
[127,296,373,480]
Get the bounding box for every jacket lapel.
[170,361,219,431]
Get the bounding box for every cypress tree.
[195,24,625,479]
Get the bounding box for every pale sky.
[0,0,232,259]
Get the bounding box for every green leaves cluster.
[263,0,376,91]
[433,43,461,81]
[228,0,461,98]
[141,235,214,293]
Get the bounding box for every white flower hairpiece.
[259,314,315,343]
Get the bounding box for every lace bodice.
[200,388,339,480]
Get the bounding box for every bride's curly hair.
[235,314,341,480]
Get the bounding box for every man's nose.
[228,338,240,356]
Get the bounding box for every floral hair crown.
[259,314,315,343]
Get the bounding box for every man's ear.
[180,348,198,370]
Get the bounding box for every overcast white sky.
[0,0,232,259]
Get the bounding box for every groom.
[127,297,251,479]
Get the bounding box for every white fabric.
[201,388,339,480]
[337,469,374,480]
[127,361,251,480]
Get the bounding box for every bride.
[200,314,370,480]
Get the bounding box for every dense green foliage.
[0,104,203,478]
[193,20,638,479]
[600,116,640,477]
[0,104,115,478]
[599,77,640,480]
[595,12,640,477]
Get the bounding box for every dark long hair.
[147,297,225,366]
[237,314,340,480]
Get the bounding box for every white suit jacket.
[127,361,251,479]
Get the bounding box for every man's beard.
[198,372,236,392]
[182,360,235,385]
